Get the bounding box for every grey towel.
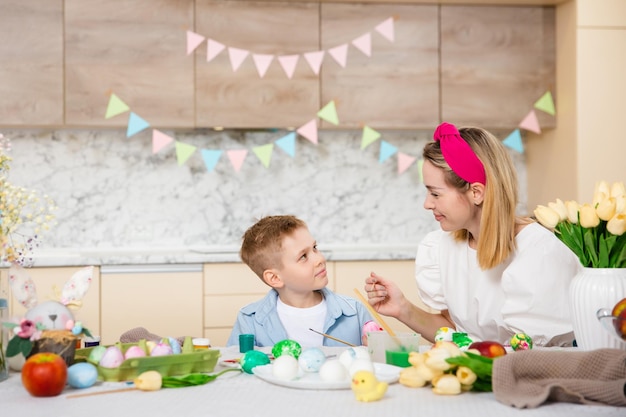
[119,327,186,345]
[492,348,626,408]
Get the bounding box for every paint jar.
[192,338,210,350]
[239,334,255,353]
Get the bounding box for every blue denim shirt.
[226,288,373,347]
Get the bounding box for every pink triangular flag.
[397,152,417,175]
[278,55,299,79]
[328,44,348,68]
[375,17,395,42]
[228,47,249,71]
[519,110,541,134]
[351,33,372,57]
[186,31,205,55]
[252,54,274,78]
[303,51,324,75]
[227,149,248,172]
[152,129,174,154]
[206,39,225,62]
[296,119,318,144]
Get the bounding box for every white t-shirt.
[416,222,582,346]
[277,296,327,347]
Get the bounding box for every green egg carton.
[74,337,220,382]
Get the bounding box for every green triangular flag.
[534,91,555,116]
[105,93,130,119]
[253,144,273,168]
[361,126,381,149]
[317,100,339,125]
[175,141,196,165]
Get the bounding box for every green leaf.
[82,328,93,338]
[583,228,599,267]
[598,234,610,268]
[161,368,241,388]
[6,337,32,358]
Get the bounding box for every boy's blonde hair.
[240,215,307,281]
[423,126,531,270]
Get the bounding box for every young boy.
[226,215,373,348]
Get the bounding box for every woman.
[365,122,582,346]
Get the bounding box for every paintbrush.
[309,328,356,347]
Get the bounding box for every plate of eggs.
[252,346,401,390]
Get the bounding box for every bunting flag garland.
[502,129,524,153]
[296,119,318,144]
[126,112,150,137]
[186,31,205,55]
[379,140,397,163]
[275,132,296,157]
[519,110,541,134]
[191,17,395,78]
[152,129,174,153]
[105,93,129,119]
[317,101,339,125]
[397,152,416,174]
[201,149,222,172]
[227,149,248,172]
[175,142,196,165]
[534,91,555,116]
[253,144,274,168]
[361,126,381,149]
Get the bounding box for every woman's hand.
[364,272,407,319]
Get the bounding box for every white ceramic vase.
[569,267,626,350]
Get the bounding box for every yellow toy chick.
[351,370,388,402]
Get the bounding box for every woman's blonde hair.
[423,126,530,269]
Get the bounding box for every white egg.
[318,359,349,382]
[348,358,375,377]
[338,346,369,370]
[272,354,300,381]
[298,347,326,373]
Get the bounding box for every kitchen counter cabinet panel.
[64,0,195,127]
[5,266,101,338]
[0,0,63,126]
[100,269,202,346]
[320,4,440,129]
[441,5,556,129]
[195,0,320,128]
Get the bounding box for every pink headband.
[433,122,486,185]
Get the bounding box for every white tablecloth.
[1,346,623,417]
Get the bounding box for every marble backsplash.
[2,128,527,266]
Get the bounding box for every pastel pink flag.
[296,119,318,144]
[351,33,372,57]
[328,44,348,68]
[228,47,249,71]
[186,31,205,55]
[397,152,417,175]
[278,55,299,79]
[375,17,395,42]
[152,129,174,154]
[206,39,226,62]
[519,110,541,134]
[303,51,324,75]
[227,149,248,172]
[253,54,274,78]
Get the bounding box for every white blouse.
[415,222,583,346]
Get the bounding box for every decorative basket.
[29,330,78,367]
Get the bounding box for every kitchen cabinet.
[3,266,101,338]
[320,4,440,129]
[195,0,320,128]
[64,0,195,127]
[100,265,203,346]
[0,0,63,126]
[440,5,556,129]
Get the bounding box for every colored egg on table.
[99,346,125,368]
[67,362,99,389]
[271,339,302,359]
[167,337,182,354]
[150,342,173,356]
[510,333,533,351]
[298,347,326,373]
[124,345,147,359]
[240,350,271,374]
[87,345,107,364]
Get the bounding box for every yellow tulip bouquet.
[534,181,626,268]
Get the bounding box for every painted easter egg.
[298,347,326,372]
[67,362,98,389]
[271,339,302,359]
[510,333,533,351]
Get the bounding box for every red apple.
[21,353,68,397]
[468,341,507,358]
[611,297,626,337]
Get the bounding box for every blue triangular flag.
[275,132,296,157]
[379,141,398,163]
[126,112,150,137]
[503,129,524,153]
[201,149,222,172]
